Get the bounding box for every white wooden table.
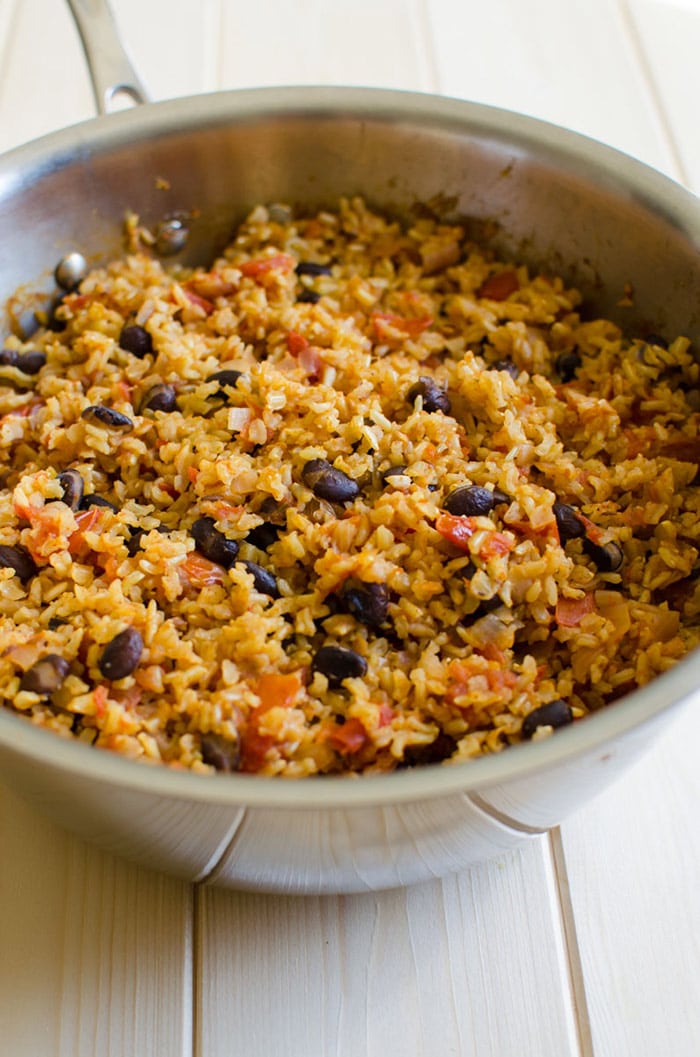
[1,2,699,1054]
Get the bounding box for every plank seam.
[191,883,200,1057]
[417,0,441,93]
[548,828,595,1057]
[618,0,689,184]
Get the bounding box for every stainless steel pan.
[0,0,698,893]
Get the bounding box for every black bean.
[342,582,389,627]
[553,501,586,542]
[119,324,153,358]
[139,383,177,414]
[489,359,520,379]
[645,332,668,348]
[444,485,500,517]
[238,560,279,598]
[99,627,144,680]
[582,538,624,572]
[206,369,242,392]
[401,732,457,767]
[297,289,321,304]
[296,261,332,276]
[460,596,503,624]
[126,524,167,557]
[126,529,147,557]
[20,654,70,695]
[258,496,288,523]
[191,516,239,568]
[200,732,240,773]
[246,522,281,550]
[407,377,451,415]
[0,544,37,582]
[57,469,84,510]
[81,405,134,430]
[81,494,118,513]
[54,251,88,291]
[311,645,368,687]
[17,351,46,375]
[0,349,46,375]
[46,298,67,333]
[521,700,573,739]
[155,217,189,256]
[302,459,360,503]
[381,464,408,484]
[556,350,582,383]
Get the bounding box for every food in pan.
[0,197,697,775]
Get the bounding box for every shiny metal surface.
[54,250,89,291]
[66,0,148,113]
[0,87,698,892]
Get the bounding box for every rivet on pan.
[54,252,88,291]
[155,218,189,256]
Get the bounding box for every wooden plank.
[217,0,435,90]
[625,0,700,187]
[196,840,581,1057]
[0,785,193,1057]
[558,703,700,1056]
[426,0,675,173]
[107,0,221,100]
[0,0,93,152]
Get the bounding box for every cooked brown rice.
[0,197,698,776]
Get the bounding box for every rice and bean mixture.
[0,198,698,776]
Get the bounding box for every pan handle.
[66,0,149,114]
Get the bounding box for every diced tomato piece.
[479,642,507,665]
[239,671,303,772]
[576,514,604,545]
[99,555,120,581]
[207,501,243,522]
[183,289,215,315]
[255,671,303,712]
[116,380,133,403]
[239,728,275,772]
[435,513,478,552]
[287,331,309,356]
[68,507,103,555]
[187,466,199,484]
[556,593,595,627]
[508,518,560,545]
[298,344,323,378]
[477,270,519,301]
[323,717,369,755]
[94,684,108,719]
[240,253,295,280]
[2,398,44,425]
[484,667,518,693]
[65,293,91,311]
[372,311,433,339]
[480,532,515,560]
[377,702,394,727]
[179,552,226,588]
[185,272,235,300]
